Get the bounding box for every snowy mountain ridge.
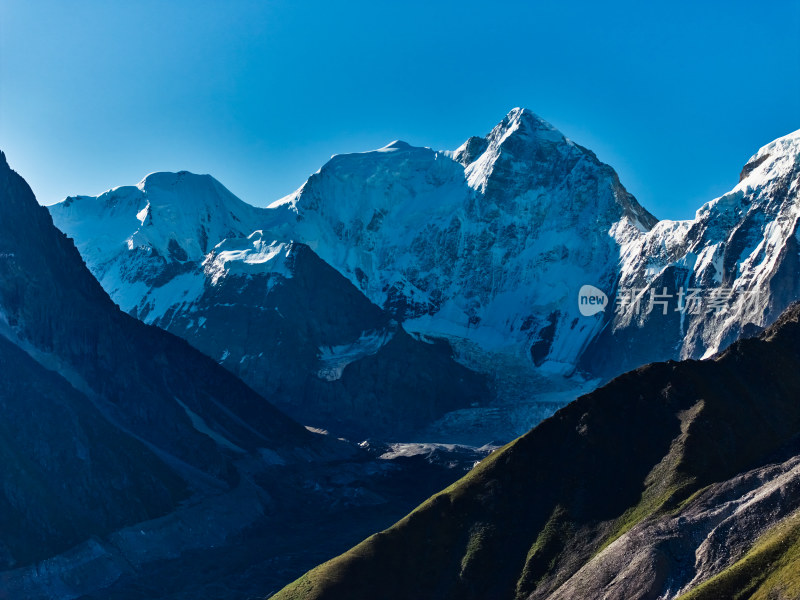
[53,170,275,323]
[48,111,800,440]
[261,107,656,373]
[582,127,800,377]
[52,159,492,437]
[52,109,657,374]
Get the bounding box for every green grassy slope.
[677,510,800,600]
[272,305,800,600]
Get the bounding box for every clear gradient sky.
[1,0,798,220]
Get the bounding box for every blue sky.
[1,0,798,220]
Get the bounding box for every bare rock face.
[548,452,800,600]
[582,130,800,379]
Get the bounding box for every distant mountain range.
[50,110,800,444]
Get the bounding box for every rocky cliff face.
[271,301,800,600]
[582,129,800,378]
[548,449,800,599]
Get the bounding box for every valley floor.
[54,442,492,600]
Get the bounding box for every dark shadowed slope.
[0,150,315,569]
[273,302,800,600]
[0,333,185,567]
[0,151,310,480]
[143,238,489,438]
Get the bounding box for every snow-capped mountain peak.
[379,139,415,151]
[459,108,569,189]
[459,109,656,234]
[235,109,658,383]
[132,170,266,256]
[54,170,268,270]
[51,108,659,389]
[736,128,800,188]
[494,106,565,142]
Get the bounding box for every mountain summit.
[460,107,657,230]
[50,112,798,444]
[268,108,656,369]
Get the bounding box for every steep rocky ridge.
[271,301,800,600]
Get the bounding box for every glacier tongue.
[317,330,395,381]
